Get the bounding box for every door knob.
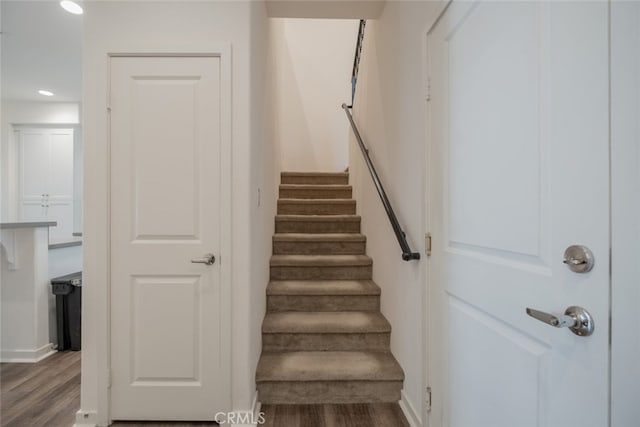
[191,253,215,266]
[526,306,594,336]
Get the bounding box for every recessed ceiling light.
[38,90,54,97]
[60,1,83,15]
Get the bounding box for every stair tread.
[282,172,349,177]
[271,254,372,267]
[279,199,355,204]
[263,311,390,334]
[273,233,365,242]
[276,215,360,222]
[267,280,380,296]
[256,351,404,382]
[280,184,352,190]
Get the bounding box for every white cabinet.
[17,128,74,241]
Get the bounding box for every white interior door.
[428,2,609,427]
[110,56,229,420]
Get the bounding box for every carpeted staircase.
[256,171,405,404]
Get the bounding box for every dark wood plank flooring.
[1,351,80,427]
[112,423,217,426]
[112,404,409,427]
[1,352,409,427]
[260,404,410,427]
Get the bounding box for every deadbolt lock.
[563,245,594,273]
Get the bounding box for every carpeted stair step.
[256,351,404,404]
[278,199,356,215]
[281,172,349,185]
[267,280,380,312]
[262,311,391,352]
[273,233,366,255]
[256,170,405,405]
[275,215,361,234]
[270,255,372,280]
[279,184,353,199]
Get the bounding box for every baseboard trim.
[0,343,56,363]
[73,410,99,427]
[252,391,262,422]
[72,394,260,427]
[230,390,263,427]
[400,390,422,427]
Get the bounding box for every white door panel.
[19,130,50,199]
[428,2,609,426]
[20,201,47,221]
[110,56,228,420]
[48,131,74,198]
[47,202,74,240]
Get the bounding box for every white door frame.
[424,4,451,426]
[424,2,639,426]
[89,49,232,425]
[610,1,640,425]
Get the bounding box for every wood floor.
[1,351,80,427]
[261,404,410,427]
[110,404,409,427]
[1,352,409,427]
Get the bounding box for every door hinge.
[107,369,112,389]
[426,386,432,412]
[425,232,432,257]
[426,76,432,102]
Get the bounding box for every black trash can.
[51,272,82,351]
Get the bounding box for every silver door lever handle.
[191,253,215,265]
[526,308,575,328]
[526,306,595,336]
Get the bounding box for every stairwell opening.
[267,18,359,173]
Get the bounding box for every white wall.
[81,2,269,425]
[271,18,358,172]
[249,0,274,420]
[349,3,441,426]
[611,2,640,425]
[0,226,52,362]
[1,100,80,222]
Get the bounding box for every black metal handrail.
[342,104,420,261]
[349,20,366,107]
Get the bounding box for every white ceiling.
[266,0,385,19]
[2,1,83,102]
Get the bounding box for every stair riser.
[278,202,356,215]
[267,295,379,312]
[273,240,366,255]
[281,175,349,185]
[279,188,352,199]
[270,265,372,281]
[262,333,390,352]
[275,220,360,234]
[258,381,402,404]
